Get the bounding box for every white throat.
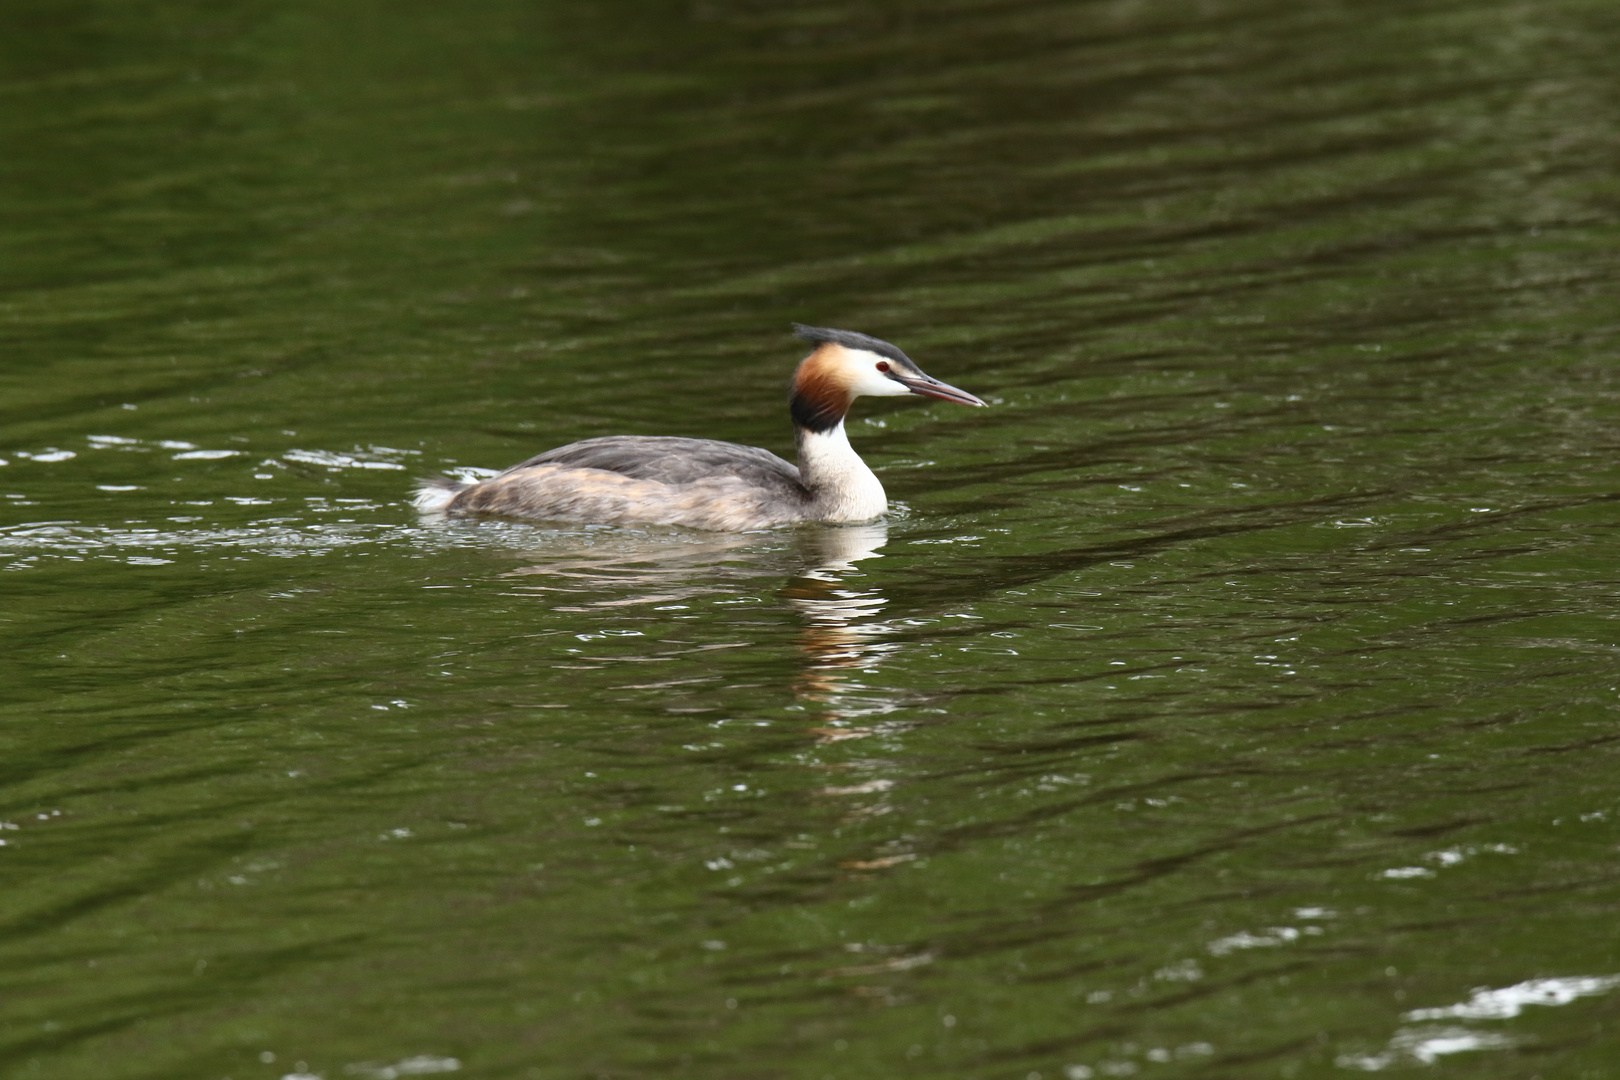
[796,421,887,522]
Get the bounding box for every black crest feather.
[791,323,912,365]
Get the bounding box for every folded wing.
[511,436,804,490]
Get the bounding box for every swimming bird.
[413,324,985,530]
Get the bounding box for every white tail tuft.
[411,476,466,515]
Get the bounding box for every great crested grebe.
[413,324,985,530]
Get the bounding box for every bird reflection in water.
[778,523,904,744]
[496,522,904,741]
[497,526,769,613]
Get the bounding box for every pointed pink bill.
[895,372,987,407]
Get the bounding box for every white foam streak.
[344,1056,460,1079]
[1338,974,1620,1071]
[1404,974,1620,1022]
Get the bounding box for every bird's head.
[788,323,986,432]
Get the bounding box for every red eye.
[876,361,890,372]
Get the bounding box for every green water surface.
[4,1,1620,1078]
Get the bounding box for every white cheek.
[845,350,912,396]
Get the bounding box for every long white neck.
[796,422,887,522]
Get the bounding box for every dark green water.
[5,0,1620,1077]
